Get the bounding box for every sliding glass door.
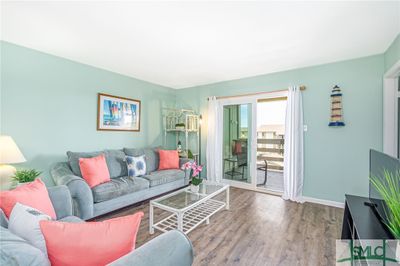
[222,103,252,184]
[217,91,288,193]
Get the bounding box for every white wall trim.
[383,59,400,157]
[228,184,345,208]
[384,60,400,78]
[301,196,345,208]
[383,78,397,157]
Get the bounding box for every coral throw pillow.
[40,212,144,266]
[79,154,111,188]
[158,150,179,170]
[0,178,56,219]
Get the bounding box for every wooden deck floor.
[97,187,344,266]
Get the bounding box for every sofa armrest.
[47,185,73,220]
[108,230,193,266]
[50,162,94,220]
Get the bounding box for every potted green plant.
[370,170,400,260]
[181,161,203,193]
[12,169,41,187]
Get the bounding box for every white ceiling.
[1,1,399,89]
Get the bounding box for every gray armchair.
[109,230,194,266]
[0,185,194,266]
[0,185,80,228]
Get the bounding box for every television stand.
[341,194,393,239]
[363,201,377,208]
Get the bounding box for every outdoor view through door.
[257,97,287,192]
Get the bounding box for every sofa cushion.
[104,149,128,178]
[143,148,160,173]
[143,169,185,187]
[124,147,160,174]
[123,148,144,157]
[0,226,50,266]
[92,177,150,203]
[58,216,84,223]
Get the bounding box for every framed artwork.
[97,93,141,131]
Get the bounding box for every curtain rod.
[209,85,306,100]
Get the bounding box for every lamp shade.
[0,136,26,164]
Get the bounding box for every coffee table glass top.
[154,183,227,210]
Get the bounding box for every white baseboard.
[302,196,345,208]
[228,184,345,208]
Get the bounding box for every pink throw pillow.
[0,178,56,219]
[40,212,144,266]
[158,149,179,170]
[79,154,111,188]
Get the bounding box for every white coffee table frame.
[149,184,230,235]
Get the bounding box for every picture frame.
[97,93,141,131]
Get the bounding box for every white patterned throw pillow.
[126,155,147,177]
[8,203,52,256]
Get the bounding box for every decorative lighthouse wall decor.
[329,85,345,127]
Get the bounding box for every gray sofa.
[0,186,194,266]
[51,147,190,220]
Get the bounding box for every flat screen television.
[369,149,400,234]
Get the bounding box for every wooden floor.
[98,187,344,266]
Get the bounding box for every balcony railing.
[257,138,284,171]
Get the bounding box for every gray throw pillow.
[104,149,128,178]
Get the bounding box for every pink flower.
[181,162,193,170]
[181,161,203,177]
[192,169,199,177]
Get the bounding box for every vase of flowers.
[181,161,203,193]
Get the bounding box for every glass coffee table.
[149,183,230,235]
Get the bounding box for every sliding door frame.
[218,90,288,194]
[219,97,257,190]
[383,60,400,158]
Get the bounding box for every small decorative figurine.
[329,85,345,127]
[177,141,182,153]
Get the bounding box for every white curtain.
[206,96,223,183]
[282,86,304,203]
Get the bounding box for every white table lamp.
[0,136,26,190]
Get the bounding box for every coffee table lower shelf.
[152,199,226,234]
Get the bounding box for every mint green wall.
[176,55,384,203]
[0,40,389,202]
[0,41,176,185]
[384,34,400,72]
